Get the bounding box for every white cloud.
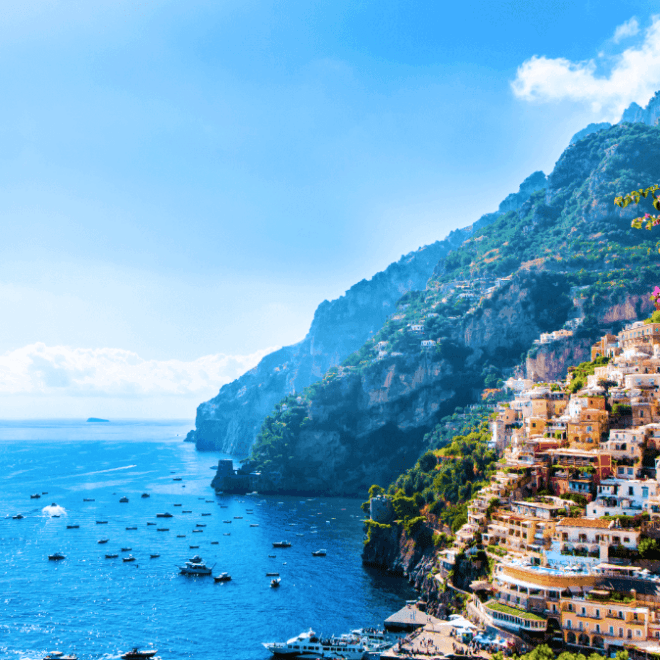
[511,16,660,120]
[613,17,640,43]
[0,343,277,397]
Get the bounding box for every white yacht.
[179,555,213,576]
[263,628,388,659]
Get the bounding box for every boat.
[105,554,119,558]
[214,572,232,582]
[220,505,228,508]
[150,554,160,559]
[312,549,327,557]
[173,503,182,506]
[43,652,78,659]
[141,493,150,498]
[121,648,158,659]
[250,524,259,527]
[205,500,214,503]
[82,498,94,502]
[147,522,156,526]
[177,534,186,538]
[266,572,279,576]
[156,528,169,532]
[179,555,213,576]
[182,510,192,513]
[173,477,182,481]
[52,515,60,518]
[272,541,291,548]
[201,512,211,516]
[156,512,172,518]
[189,545,199,548]
[263,628,389,659]
[48,552,66,561]
[98,539,109,544]
[126,526,137,530]
[223,533,231,536]
[123,555,136,562]
[268,554,276,558]
[233,516,242,519]
[195,524,206,527]
[96,520,108,524]
[223,520,232,523]
[31,493,41,499]
[119,497,129,503]
[12,514,24,520]
[121,547,132,552]
[192,529,203,533]
[270,578,281,588]
[66,524,79,529]
[211,541,219,544]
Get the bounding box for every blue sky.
[1,0,658,418]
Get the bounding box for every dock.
[384,604,443,632]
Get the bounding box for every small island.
[86,418,109,423]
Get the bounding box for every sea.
[0,419,416,660]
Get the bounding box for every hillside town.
[374,318,660,658]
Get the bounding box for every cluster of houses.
[434,320,660,656]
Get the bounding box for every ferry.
[179,555,213,576]
[263,628,388,658]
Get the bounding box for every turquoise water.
[0,420,415,659]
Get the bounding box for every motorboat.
[312,549,327,557]
[177,534,186,538]
[66,524,79,529]
[121,649,158,659]
[268,554,276,558]
[98,539,109,544]
[121,547,132,552]
[214,572,232,582]
[205,500,214,503]
[141,493,150,498]
[119,497,129,503]
[12,514,24,520]
[211,541,219,544]
[233,516,242,519]
[250,524,259,527]
[48,552,66,561]
[270,578,281,588]
[83,498,94,502]
[173,503,182,506]
[43,652,78,659]
[220,505,228,508]
[201,512,211,516]
[156,512,172,518]
[182,510,192,513]
[31,493,41,499]
[223,520,232,523]
[147,522,156,526]
[272,541,291,548]
[266,572,279,576]
[156,528,169,532]
[123,555,136,562]
[189,545,199,549]
[105,554,119,558]
[223,533,231,536]
[150,554,160,559]
[196,524,206,527]
[179,555,212,576]
[126,526,137,530]
[192,529,203,533]
[263,628,389,659]
[172,477,182,481]
[96,520,108,524]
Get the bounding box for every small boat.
[52,515,60,518]
[189,545,199,548]
[82,498,94,502]
[266,572,279,576]
[270,578,281,588]
[173,477,182,481]
[119,497,129,503]
[121,547,132,552]
[157,528,169,532]
[179,555,212,575]
[211,541,219,544]
[105,554,119,559]
[12,514,24,520]
[192,529,202,533]
[98,539,109,544]
[177,534,186,538]
[31,493,41,499]
[220,505,228,508]
[123,555,136,562]
[182,510,192,513]
[233,516,242,519]
[223,520,232,524]
[223,533,231,536]
[156,512,173,518]
[48,552,66,561]
[250,524,259,527]
[42,492,48,495]
[43,652,78,659]
[214,572,231,582]
[268,554,276,558]
[205,500,214,503]
[150,554,160,559]
[121,648,158,659]
[126,526,137,530]
[196,524,206,527]
[312,549,327,557]
[296,533,303,536]
[66,524,79,529]
[173,503,182,507]
[147,522,156,526]
[201,512,211,516]
[141,493,150,498]
[272,541,291,548]
[96,520,108,524]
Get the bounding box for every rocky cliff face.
[189,172,548,455]
[621,91,660,126]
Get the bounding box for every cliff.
[245,121,660,496]
[189,172,547,455]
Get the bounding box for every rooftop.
[556,517,613,529]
